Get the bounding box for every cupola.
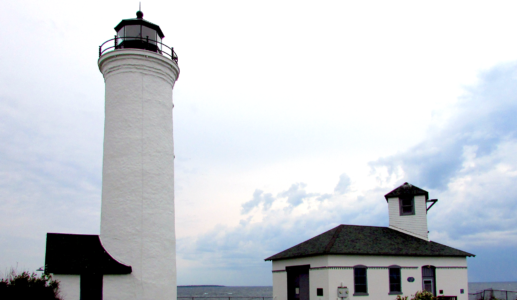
[384,182,438,240]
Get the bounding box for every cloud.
[370,63,517,191]
[178,175,391,285]
[316,193,332,201]
[240,190,264,214]
[367,63,517,277]
[240,182,337,215]
[240,189,275,214]
[334,173,351,194]
[278,183,315,207]
[178,62,517,284]
[0,85,103,273]
[179,198,345,284]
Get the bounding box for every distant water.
[178,284,517,299]
[178,286,273,299]
[469,282,517,293]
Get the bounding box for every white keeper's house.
[265,182,474,300]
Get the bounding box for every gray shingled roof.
[265,225,474,261]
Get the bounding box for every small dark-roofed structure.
[114,11,165,38]
[265,225,474,261]
[384,182,429,202]
[45,233,131,275]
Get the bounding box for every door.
[423,278,434,295]
[422,266,436,297]
[80,273,103,300]
[287,265,310,300]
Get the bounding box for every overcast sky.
[1,0,517,286]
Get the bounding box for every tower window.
[399,196,414,215]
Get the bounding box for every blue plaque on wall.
[407,277,415,282]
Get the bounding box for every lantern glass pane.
[142,26,156,44]
[157,35,162,50]
[117,28,124,44]
[124,25,141,39]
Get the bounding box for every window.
[317,288,323,296]
[399,196,414,215]
[389,267,402,294]
[354,266,368,295]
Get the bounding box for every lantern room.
[99,10,178,62]
[115,10,164,52]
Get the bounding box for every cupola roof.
[384,182,429,202]
[114,10,165,38]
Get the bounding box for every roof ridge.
[341,224,387,228]
[324,225,343,253]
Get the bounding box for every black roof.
[265,225,474,261]
[384,182,429,202]
[45,233,132,275]
[114,11,165,38]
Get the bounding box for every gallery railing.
[469,288,517,300]
[99,36,178,63]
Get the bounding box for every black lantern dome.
[99,10,178,62]
[114,10,164,52]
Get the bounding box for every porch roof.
[45,233,132,275]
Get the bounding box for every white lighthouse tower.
[98,9,179,300]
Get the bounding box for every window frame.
[388,265,402,295]
[353,265,368,296]
[399,195,415,215]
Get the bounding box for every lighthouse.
[98,9,179,300]
[44,9,179,300]
[44,10,179,300]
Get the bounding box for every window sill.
[389,292,403,295]
[353,293,369,296]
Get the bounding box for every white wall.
[98,49,179,300]
[388,195,428,240]
[436,267,469,299]
[53,274,80,300]
[273,271,287,300]
[272,255,469,300]
[310,267,329,300]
